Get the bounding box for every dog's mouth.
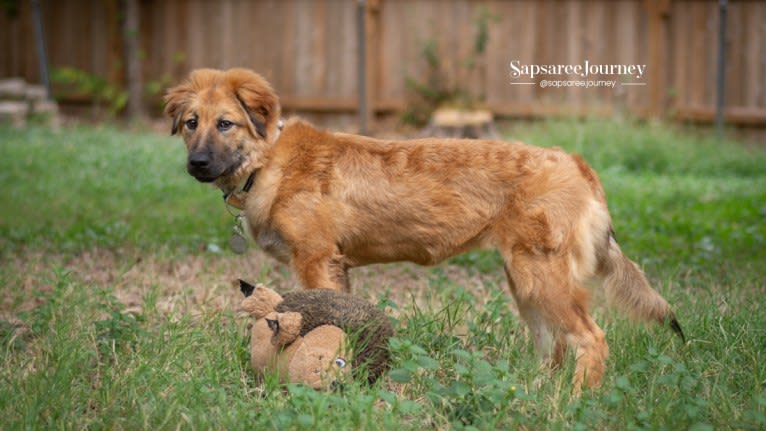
[187,164,225,183]
[187,157,248,184]
[191,173,218,183]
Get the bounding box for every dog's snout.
[187,150,221,183]
[188,152,211,168]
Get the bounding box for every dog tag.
[229,215,248,254]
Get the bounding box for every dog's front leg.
[291,245,349,291]
[273,195,350,291]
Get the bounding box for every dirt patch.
[2,247,510,320]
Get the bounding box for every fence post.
[357,0,367,134]
[365,0,380,133]
[31,0,51,99]
[357,0,379,135]
[104,0,124,93]
[123,0,144,121]
[644,0,670,119]
[715,0,727,138]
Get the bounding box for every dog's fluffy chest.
[242,166,292,263]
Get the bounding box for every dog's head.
[164,68,281,189]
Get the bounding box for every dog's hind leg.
[503,264,567,368]
[502,252,608,394]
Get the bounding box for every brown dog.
[165,68,683,392]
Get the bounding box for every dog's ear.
[225,68,280,140]
[164,69,223,135]
[163,82,193,135]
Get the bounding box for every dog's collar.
[223,171,256,210]
[222,119,285,210]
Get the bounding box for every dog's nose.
[188,152,210,168]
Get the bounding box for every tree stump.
[424,108,499,139]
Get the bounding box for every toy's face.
[289,325,352,390]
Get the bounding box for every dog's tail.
[597,231,685,342]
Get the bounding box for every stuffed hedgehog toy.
[239,280,393,389]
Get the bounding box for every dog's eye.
[334,357,347,368]
[218,120,233,131]
[185,118,198,130]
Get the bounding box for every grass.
[0,119,765,429]
[0,126,232,254]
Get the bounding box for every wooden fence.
[1,0,765,126]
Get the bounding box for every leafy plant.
[402,7,499,126]
[144,51,186,111]
[426,350,523,428]
[51,67,128,117]
[1,0,19,17]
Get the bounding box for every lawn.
[0,119,764,430]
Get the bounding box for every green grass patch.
[0,125,227,254]
[1,270,763,429]
[1,119,765,429]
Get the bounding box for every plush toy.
[239,280,393,389]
